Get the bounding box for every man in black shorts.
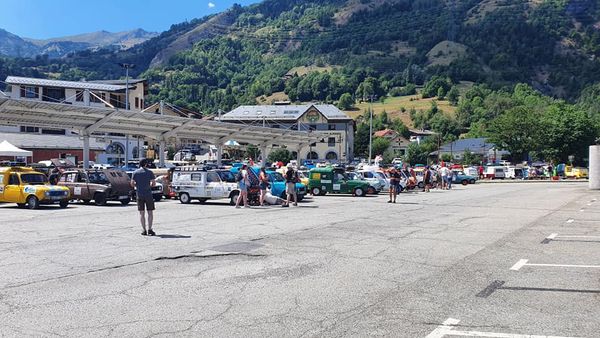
[131,159,156,236]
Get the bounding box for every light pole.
[368,94,374,164]
[119,63,135,167]
[119,63,135,110]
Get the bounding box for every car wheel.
[229,191,240,206]
[198,198,208,204]
[297,195,304,202]
[461,180,468,186]
[94,193,107,206]
[59,200,69,208]
[469,179,476,184]
[417,182,424,189]
[153,194,162,202]
[354,187,365,197]
[26,195,39,209]
[311,187,321,196]
[367,186,376,194]
[179,193,191,204]
[120,198,131,205]
[81,199,91,204]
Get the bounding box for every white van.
[171,167,240,205]
[484,166,506,179]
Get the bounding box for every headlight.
[45,191,50,196]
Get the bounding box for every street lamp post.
[119,63,135,168]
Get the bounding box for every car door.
[332,170,348,193]
[206,172,225,198]
[3,174,22,202]
[71,172,89,199]
[190,172,204,198]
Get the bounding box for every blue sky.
[0,0,260,39]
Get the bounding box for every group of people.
[235,163,300,208]
[423,165,454,192]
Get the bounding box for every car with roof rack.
[171,166,240,205]
[0,166,70,209]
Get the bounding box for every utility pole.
[368,94,374,164]
[119,63,135,167]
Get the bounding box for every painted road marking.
[511,259,600,271]
[542,233,600,244]
[426,317,579,338]
[566,219,574,223]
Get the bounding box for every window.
[90,92,106,103]
[42,87,65,102]
[327,137,336,146]
[20,126,39,133]
[76,90,84,102]
[140,99,144,109]
[207,172,220,183]
[309,124,317,131]
[191,173,202,181]
[77,173,88,182]
[20,86,39,99]
[66,173,77,183]
[41,129,66,135]
[135,97,139,109]
[307,151,319,160]
[326,152,338,160]
[8,174,19,185]
[328,124,337,130]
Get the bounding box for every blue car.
[266,170,306,201]
[451,170,477,185]
[230,167,306,201]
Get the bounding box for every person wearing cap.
[131,159,157,236]
[283,163,298,207]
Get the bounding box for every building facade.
[1,76,149,165]
[220,104,354,162]
[373,129,411,156]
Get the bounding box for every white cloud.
[208,2,215,8]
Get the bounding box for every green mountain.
[2,0,600,113]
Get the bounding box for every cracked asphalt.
[0,182,598,337]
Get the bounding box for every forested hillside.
[1,0,599,114]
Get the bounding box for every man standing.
[131,159,156,236]
[283,163,298,207]
[388,168,401,203]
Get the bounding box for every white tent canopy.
[0,140,32,157]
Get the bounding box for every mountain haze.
[0,28,158,58]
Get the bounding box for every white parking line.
[555,235,600,239]
[566,219,574,223]
[426,318,579,338]
[546,233,558,240]
[510,259,600,271]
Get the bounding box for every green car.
[308,167,370,197]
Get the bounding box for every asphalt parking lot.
[0,182,598,337]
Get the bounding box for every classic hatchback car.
[0,166,70,209]
[58,169,132,205]
[308,167,370,197]
[265,170,306,201]
[172,167,240,205]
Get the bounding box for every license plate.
[118,195,129,200]
[50,196,63,200]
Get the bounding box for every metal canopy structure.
[0,97,324,167]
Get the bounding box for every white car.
[347,172,382,194]
[171,168,240,205]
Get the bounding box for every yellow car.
[565,166,589,179]
[0,167,70,209]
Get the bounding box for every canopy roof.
[0,140,32,157]
[0,97,323,148]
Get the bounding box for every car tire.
[469,179,476,184]
[354,187,365,197]
[153,194,162,202]
[94,193,107,206]
[311,187,321,196]
[367,186,376,194]
[59,200,69,208]
[26,195,39,209]
[120,198,131,205]
[297,195,304,202]
[417,182,424,189]
[179,193,191,204]
[229,191,240,206]
[461,180,468,186]
[82,199,91,205]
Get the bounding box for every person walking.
[440,165,450,190]
[388,168,401,203]
[235,164,250,208]
[131,159,156,236]
[282,163,298,207]
[259,167,269,206]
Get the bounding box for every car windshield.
[269,172,285,182]
[20,173,48,185]
[217,171,236,183]
[88,172,110,184]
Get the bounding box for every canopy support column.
[125,135,130,168]
[260,146,269,167]
[217,145,223,167]
[159,140,166,167]
[83,134,90,170]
